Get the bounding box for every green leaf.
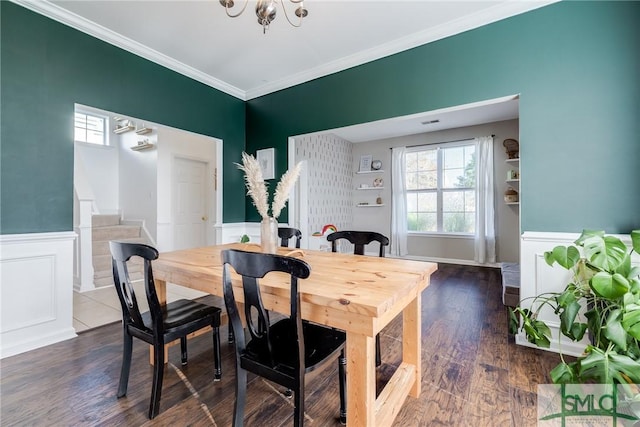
[569,322,588,341]
[545,245,580,269]
[550,361,579,383]
[591,271,630,299]
[604,309,627,351]
[631,230,640,254]
[508,308,520,335]
[582,234,628,271]
[578,346,640,384]
[523,318,551,348]
[558,296,582,339]
[622,304,640,340]
[575,229,605,245]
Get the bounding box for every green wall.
[0,2,246,234]
[2,1,639,235]
[246,1,640,233]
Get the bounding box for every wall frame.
[257,148,275,180]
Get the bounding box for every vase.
[260,217,278,254]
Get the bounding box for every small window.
[406,141,476,234]
[74,112,107,145]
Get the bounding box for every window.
[74,111,107,145]
[406,141,476,234]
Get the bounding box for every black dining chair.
[326,230,390,366]
[278,227,302,248]
[222,249,347,426]
[109,241,223,419]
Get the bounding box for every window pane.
[443,146,464,169]
[406,152,418,172]
[417,150,437,171]
[443,168,465,188]
[406,172,418,190]
[443,191,464,211]
[75,111,105,145]
[406,192,418,212]
[443,212,470,233]
[417,192,436,212]
[409,213,436,232]
[417,171,436,189]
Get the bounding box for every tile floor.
[73,282,208,332]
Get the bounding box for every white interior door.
[173,157,207,250]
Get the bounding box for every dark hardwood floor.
[0,263,561,426]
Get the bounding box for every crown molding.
[12,0,558,102]
[11,0,247,100]
[244,1,559,100]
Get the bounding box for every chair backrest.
[278,227,302,248]
[221,249,310,368]
[326,230,389,257]
[109,241,162,333]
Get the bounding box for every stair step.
[93,237,148,256]
[92,214,121,227]
[92,225,141,241]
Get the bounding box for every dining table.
[151,243,437,427]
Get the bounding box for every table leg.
[403,295,421,397]
[346,331,375,426]
[149,279,168,365]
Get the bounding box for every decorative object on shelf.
[376,196,382,205]
[256,147,275,180]
[507,169,520,180]
[359,154,373,172]
[357,202,370,206]
[240,234,250,243]
[510,230,640,385]
[114,118,134,134]
[371,160,382,170]
[135,124,152,135]
[236,152,301,253]
[503,138,519,159]
[219,0,308,34]
[373,177,384,188]
[312,224,337,237]
[504,187,518,203]
[130,139,154,151]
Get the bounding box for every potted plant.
[509,229,640,385]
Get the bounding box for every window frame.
[405,139,476,236]
[74,109,110,147]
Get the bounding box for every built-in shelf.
[505,158,520,164]
[506,202,520,206]
[356,170,384,174]
[506,179,520,185]
[356,204,385,207]
[114,125,135,134]
[130,142,155,151]
[356,187,385,190]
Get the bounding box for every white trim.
[1,232,77,358]
[13,0,559,101]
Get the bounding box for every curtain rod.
[402,134,495,149]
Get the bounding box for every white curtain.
[474,136,496,264]
[390,146,408,257]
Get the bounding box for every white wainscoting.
[1,232,77,358]
[518,231,639,357]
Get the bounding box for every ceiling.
[16,0,549,142]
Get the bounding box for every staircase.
[92,214,146,288]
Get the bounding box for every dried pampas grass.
[235,152,269,219]
[236,152,302,220]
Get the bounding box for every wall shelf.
[114,125,135,134]
[356,170,384,174]
[356,204,385,207]
[356,187,385,190]
[135,127,153,135]
[130,142,155,151]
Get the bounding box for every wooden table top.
[153,243,437,336]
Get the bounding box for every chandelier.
[219,0,308,33]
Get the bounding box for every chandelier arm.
[280,0,304,28]
[223,0,250,18]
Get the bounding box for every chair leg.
[228,329,235,344]
[338,350,347,425]
[213,326,222,381]
[180,336,188,365]
[117,331,133,398]
[149,342,165,419]
[233,368,247,427]
[293,380,305,427]
[375,334,382,367]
